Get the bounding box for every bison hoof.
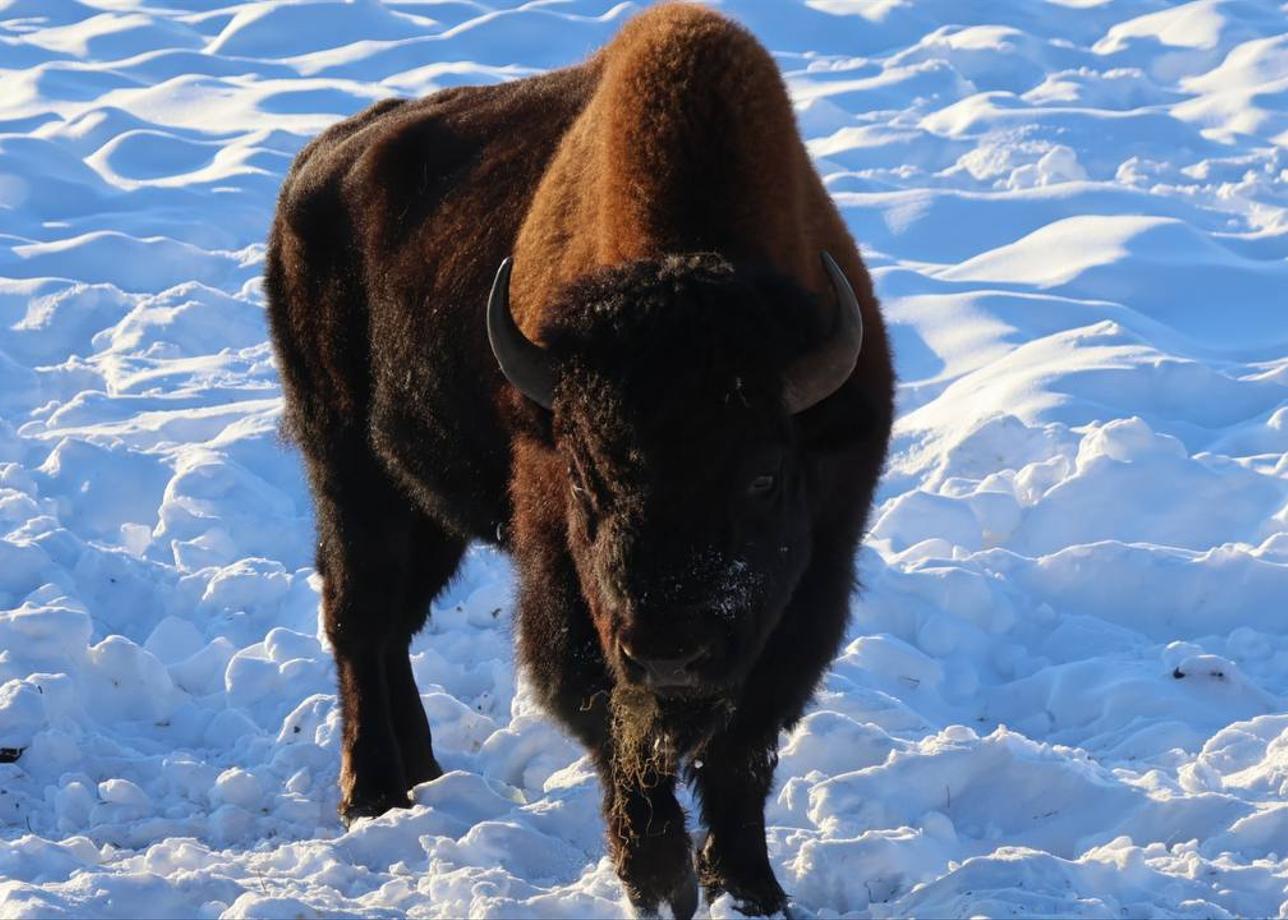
[668,865,699,920]
[339,790,411,828]
[626,865,698,920]
[697,843,788,917]
[713,884,789,918]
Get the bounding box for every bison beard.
[607,684,736,791]
[265,3,895,917]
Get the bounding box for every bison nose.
[618,641,710,689]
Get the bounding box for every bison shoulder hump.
[605,4,778,99]
[275,96,411,239]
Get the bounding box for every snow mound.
[1,0,1286,917]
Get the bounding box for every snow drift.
[1,0,1286,916]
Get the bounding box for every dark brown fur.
[266,4,894,916]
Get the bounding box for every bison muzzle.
[266,4,895,916]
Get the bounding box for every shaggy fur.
[265,4,894,916]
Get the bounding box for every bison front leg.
[313,449,465,825]
[329,624,409,820]
[597,749,698,920]
[692,737,788,916]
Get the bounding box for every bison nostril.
[618,641,647,677]
[618,641,712,688]
[678,644,710,670]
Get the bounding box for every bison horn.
[782,251,865,414]
[487,257,555,410]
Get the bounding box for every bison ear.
[780,252,864,414]
[487,257,556,410]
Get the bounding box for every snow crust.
[1,0,1286,916]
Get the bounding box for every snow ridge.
[1,0,1286,916]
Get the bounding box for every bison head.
[491,253,862,700]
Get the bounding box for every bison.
[266,3,894,916]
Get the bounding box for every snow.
[1,0,1286,916]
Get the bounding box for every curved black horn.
[487,257,555,410]
[781,251,865,414]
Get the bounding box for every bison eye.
[748,473,777,497]
[569,480,598,538]
[569,468,597,512]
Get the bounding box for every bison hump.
[596,4,809,259]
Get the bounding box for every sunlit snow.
[1,0,1286,916]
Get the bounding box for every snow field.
[1,0,1287,916]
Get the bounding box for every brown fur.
[266,4,894,916]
